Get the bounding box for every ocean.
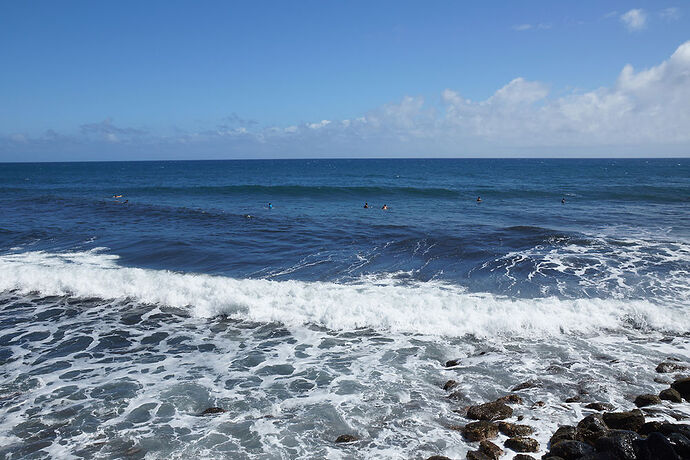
[0,158,688,459]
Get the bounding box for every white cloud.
[659,7,680,21]
[308,120,331,129]
[620,9,647,31]
[513,24,532,31]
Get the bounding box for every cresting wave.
[1,249,688,337]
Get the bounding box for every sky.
[1,0,689,161]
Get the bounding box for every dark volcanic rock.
[602,409,645,432]
[656,361,688,373]
[443,379,458,391]
[448,390,468,402]
[659,422,690,439]
[659,387,683,403]
[595,430,640,460]
[513,455,536,460]
[466,400,513,421]
[462,421,499,441]
[549,425,576,447]
[511,381,539,391]
[200,407,226,415]
[504,436,539,453]
[634,393,661,407]
[635,432,680,460]
[498,421,534,437]
[668,433,690,458]
[426,457,452,460]
[334,434,359,443]
[584,402,614,411]
[576,414,609,445]
[478,440,503,460]
[565,395,581,403]
[466,451,491,460]
[548,440,595,460]
[671,377,690,401]
[638,421,663,436]
[445,359,461,367]
[497,393,523,405]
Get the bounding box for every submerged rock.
[564,395,581,403]
[426,457,452,460]
[200,407,226,415]
[602,409,645,432]
[504,436,539,453]
[443,379,458,391]
[634,393,661,407]
[498,421,533,437]
[659,387,683,403]
[497,394,523,405]
[334,434,359,443]
[584,402,614,411]
[445,359,461,367]
[466,400,513,421]
[462,421,499,441]
[511,381,539,391]
[656,362,688,373]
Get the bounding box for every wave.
[1,250,688,338]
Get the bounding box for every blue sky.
[1,1,689,160]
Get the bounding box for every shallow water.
[0,159,689,458]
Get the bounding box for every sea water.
[0,159,688,458]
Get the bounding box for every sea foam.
[0,249,687,337]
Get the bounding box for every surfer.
[382,204,388,210]
[113,194,122,198]
[476,196,482,202]
[364,202,369,208]
[268,202,273,209]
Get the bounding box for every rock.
[466,451,491,460]
[479,440,503,460]
[659,388,683,403]
[549,425,576,446]
[445,359,461,367]
[517,415,524,421]
[671,377,690,401]
[513,455,536,460]
[426,457,452,460]
[504,436,539,453]
[512,381,539,391]
[200,407,225,415]
[602,409,645,432]
[498,421,534,437]
[667,433,690,458]
[334,434,359,443]
[635,432,680,460]
[576,414,609,445]
[548,440,595,460]
[462,421,499,441]
[467,400,513,421]
[448,390,468,402]
[656,362,688,373]
[532,401,545,408]
[443,379,458,391]
[659,422,690,439]
[594,430,640,460]
[584,402,614,411]
[634,393,661,407]
[638,421,663,436]
[565,395,581,403]
[497,393,523,404]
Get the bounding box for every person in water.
[382,204,388,210]
[268,202,273,209]
[364,202,369,208]
[476,196,482,202]
[561,198,566,204]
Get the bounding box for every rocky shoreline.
[424,359,690,460]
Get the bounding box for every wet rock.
[443,379,458,391]
[659,422,690,439]
[594,430,639,460]
[497,394,523,405]
[635,432,680,460]
[448,390,468,402]
[513,455,536,460]
[634,393,661,407]
[466,451,491,460]
[200,407,226,415]
[549,425,576,446]
[466,400,513,421]
[638,421,663,436]
[334,434,359,443]
[498,421,533,437]
[667,433,690,458]
[548,440,595,460]
[602,409,645,432]
[576,414,609,445]
[565,395,581,403]
[517,415,524,421]
[462,421,499,441]
[445,359,461,367]
[532,401,545,408]
[426,456,452,460]
[504,436,539,453]
[512,381,539,391]
[670,377,690,401]
[659,388,683,403]
[584,402,614,411]
[655,376,674,384]
[478,440,503,460]
[656,362,688,373]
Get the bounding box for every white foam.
[1,249,688,337]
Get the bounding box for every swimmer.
[476,196,482,202]
[561,198,566,204]
[382,204,388,210]
[122,200,128,204]
[113,194,122,198]
[268,202,273,209]
[364,202,369,208]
